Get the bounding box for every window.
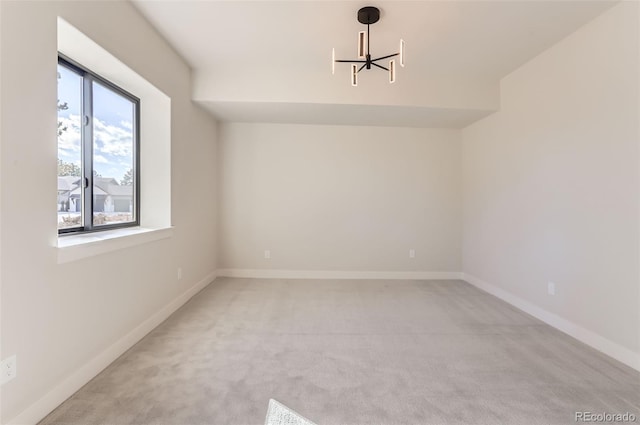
[57,55,140,234]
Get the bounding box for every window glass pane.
[57,65,83,230]
[92,81,136,226]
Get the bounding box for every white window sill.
[57,227,173,264]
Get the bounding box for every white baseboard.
[217,269,463,280]
[462,273,640,372]
[7,271,218,425]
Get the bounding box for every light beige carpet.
[39,278,640,425]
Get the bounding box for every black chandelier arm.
[371,62,389,71]
[335,59,367,63]
[357,64,367,73]
[372,52,399,62]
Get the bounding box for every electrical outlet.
[264,250,271,259]
[409,249,415,258]
[547,281,556,296]
[1,355,16,385]
[177,268,182,280]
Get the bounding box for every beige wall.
[462,2,639,358]
[218,123,461,273]
[0,1,217,422]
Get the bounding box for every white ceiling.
[132,0,616,128]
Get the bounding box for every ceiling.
[132,0,616,128]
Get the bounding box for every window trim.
[58,54,141,235]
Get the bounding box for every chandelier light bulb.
[358,31,367,58]
[389,60,396,83]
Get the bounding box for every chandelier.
[332,6,405,86]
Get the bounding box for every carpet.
[38,278,640,425]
